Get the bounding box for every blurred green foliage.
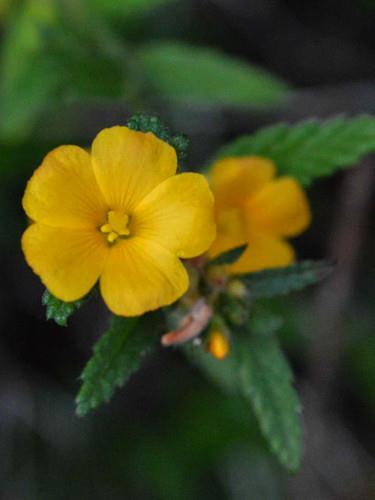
[0,0,127,139]
[92,0,174,19]
[0,0,290,141]
[136,41,290,107]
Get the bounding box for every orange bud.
[207,330,230,360]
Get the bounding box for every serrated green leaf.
[137,41,290,107]
[186,319,302,471]
[208,244,247,267]
[42,289,86,327]
[239,260,332,299]
[76,314,160,416]
[127,113,189,160]
[239,329,301,471]
[215,116,375,185]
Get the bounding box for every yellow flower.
[208,156,311,274]
[22,126,216,316]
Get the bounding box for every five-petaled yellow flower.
[22,126,216,316]
[208,156,311,273]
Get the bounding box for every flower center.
[100,210,130,243]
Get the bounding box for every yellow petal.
[208,207,247,258]
[22,224,108,301]
[245,177,311,237]
[227,233,295,274]
[91,126,177,212]
[23,146,107,228]
[210,156,276,210]
[132,173,216,258]
[100,237,188,316]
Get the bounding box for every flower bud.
[207,330,230,360]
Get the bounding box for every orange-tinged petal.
[227,233,295,274]
[22,146,107,228]
[245,177,311,237]
[132,173,216,258]
[22,224,108,301]
[91,126,177,212]
[208,207,247,258]
[210,156,276,210]
[100,237,188,316]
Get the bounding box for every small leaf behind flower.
[76,314,160,416]
[127,114,189,161]
[208,244,247,267]
[42,289,86,327]
[238,260,332,299]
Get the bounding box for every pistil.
[100,210,130,243]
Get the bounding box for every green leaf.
[42,289,86,327]
[76,314,160,416]
[215,116,375,185]
[239,328,301,471]
[127,113,189,161]
[208,244,247,267]
[0,0,12,19]
[91,0,174,19]
[238,260,332,299]
[0,0,61,138]
[186,318,302,471]
[185,342,240,395]
[0,0,125,140]
[137,41,290,107]
[248,310,284,336]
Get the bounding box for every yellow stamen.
[107,232,118,243]
[100,224,112,234]
[100,210,130,243]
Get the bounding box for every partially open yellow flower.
[208,156,311,274]
[22,126,216,316]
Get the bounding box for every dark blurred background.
[0,0,375,498]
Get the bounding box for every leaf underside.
[238,260,333,299]
[208,244,247,267]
